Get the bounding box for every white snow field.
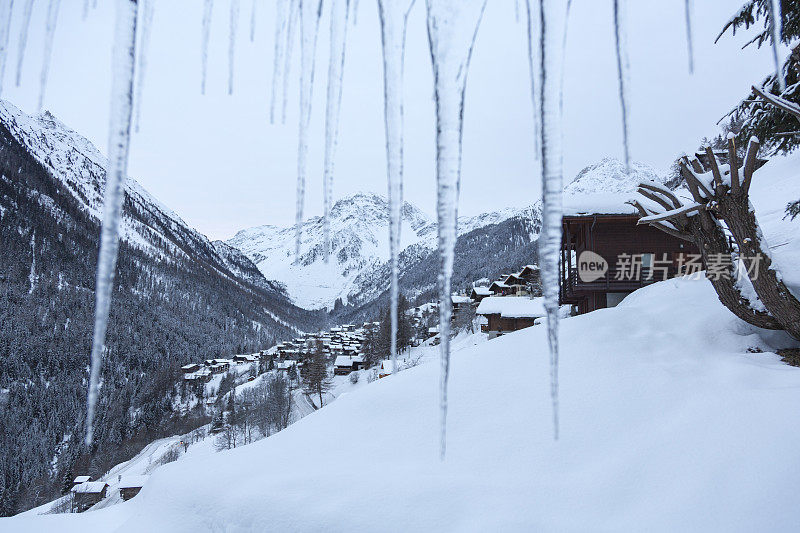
[4,275,800,531]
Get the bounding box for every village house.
[119,476,147,501]
[476,296,546,338]
[334,355,365,375]
[469,285,492,302]
[181,363,201,374]
[71,481,109,512]
[71,475,92,488]
[559,196,698,314]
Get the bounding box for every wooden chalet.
[334,355,364,375]
[119,476,147,501]
[469,286,492,302]
[559,197,697,315]
[181,363,201,374]
[476,296,546,338]
[71,475,92,488]
[378,360,394,379]
[71,481,108,512]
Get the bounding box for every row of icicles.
[0,0,785,458]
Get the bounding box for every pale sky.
[0,0,779,240]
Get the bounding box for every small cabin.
[181,363,201,374]
[119,476,147,501]
[476,296,546,339]
[71,481,109,512]
[334,355,364,375]
[559,194,698,315]
[71,475,92,488]
[469,286,492,303]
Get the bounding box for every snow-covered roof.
[471,286,492,296]
[451,295,471,304]
[476,296,546,318]
[73,476,92,484]
[379,360,394,373]
[119,475,148,490]
[489,281,509,289]
[181,364,199,370]
[71,481,108,494]
[562,192,638,216]
[334,356,363,367]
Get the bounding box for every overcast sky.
[0,0,779,240]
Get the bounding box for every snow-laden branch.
[637,202,702,224]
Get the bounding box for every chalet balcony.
[560,265,685,301]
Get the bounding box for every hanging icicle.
[612,0,630,171]
[0,0,14,98]
[228,0,240,95]
[282,0,299,124]
[352,0,359,25]
[376,0,415,374]
[200,0,213,94]
[322,0,351,264]
[530,0,569,440]
[249,0,256,42]
[294,0,323,261]
[767,0,785,91]
[86,0,139,447]
[269,0,290,124]
[82,0,90,20]
[426,0,487,460]
[16,0,35,88]
[684,0,694,74]
[134,0,155,132]
[38,0,61,111]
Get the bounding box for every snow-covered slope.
[228,192,532,310]
[6,276,799,531]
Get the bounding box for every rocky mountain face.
[0,101,322,515]
[227,192,537,310]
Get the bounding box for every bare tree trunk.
[691,209,784,330]
[716,196,800,339]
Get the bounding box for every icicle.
[200,0,213,94]
[352,0,359,25]
[530,0,569,440]
[269,0,290,124]
[767,0,785,91]
[524,0,541,157]
[82,0,90,20]
[376,0,415,373]
[15,0,34,88]
[282,0,299,124]
[86,0,139,447]
[515,0,520,23]
[612,0,630,171]
[228,0,240,95]
[249,0,256,42]
[0,0,14,98]
[293,0,323,261]
[134,0,155,133]
[323,0,350,264]
[684,0,694,74]
[38,0,61,111]
[426,0,487,459]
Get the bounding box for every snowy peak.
[564,157,664,195]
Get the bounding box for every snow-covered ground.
[4,273,800,531]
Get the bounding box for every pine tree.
[302,342,331,407]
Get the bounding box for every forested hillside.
[0,105,325,516]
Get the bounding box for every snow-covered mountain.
[228,193,533,310]
[229,157,664,311]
